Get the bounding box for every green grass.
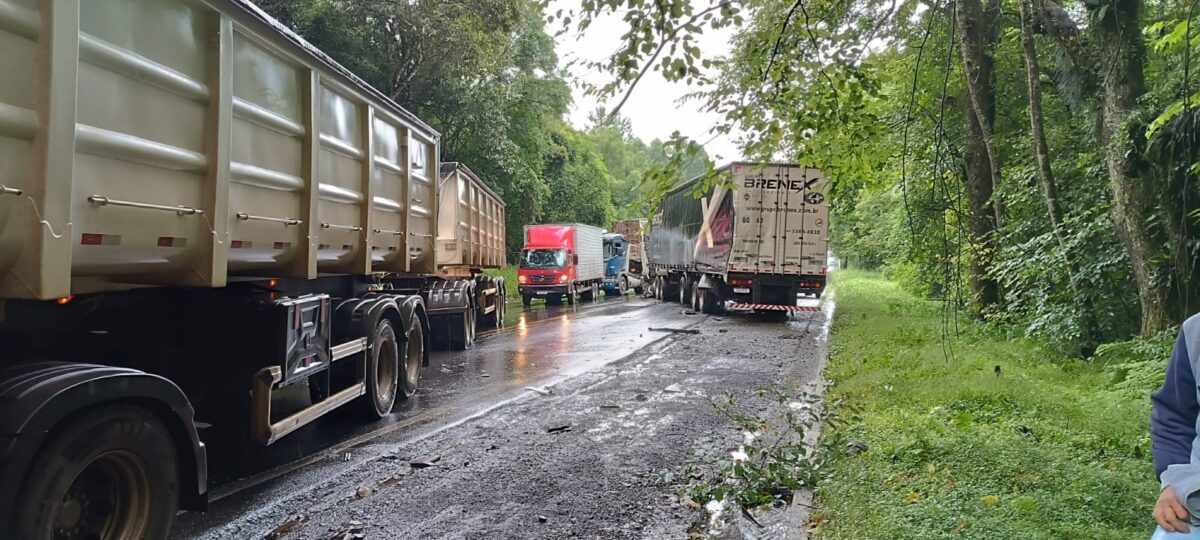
[813,271,1161,540]
[483,266,520,299]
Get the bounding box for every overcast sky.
[547,2,741,162]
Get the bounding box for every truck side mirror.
[573,254,579,265]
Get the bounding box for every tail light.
[729,278,754,287]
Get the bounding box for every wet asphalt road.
[173,293,691,537]
[172,292,830,539]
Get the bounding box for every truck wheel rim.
[55,450,151,540]
[405,323,423,389]
[376,332,398,409]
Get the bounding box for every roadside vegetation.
[814,271,1171,539]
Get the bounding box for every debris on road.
[649,327,700,334]
[525,386,551,396]
[378,474,405,489]
[718,329,728,333]
[410,455,442,468]
[635,394,649,401]
[265,514,308,539]
[547,424,572,434]
[538,515,549,524]
[664,384,685,394]
[599,404,621,410]
[329,520,365,540]
[355,486,373,500]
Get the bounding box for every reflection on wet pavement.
[200,292,655,490]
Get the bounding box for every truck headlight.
[559,274,568,283]
[518,275,527,284]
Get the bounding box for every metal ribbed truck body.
[0,0,441,301]
[0,2,511,535]
[436,162,505,271]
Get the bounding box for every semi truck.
[517,224,604,307]
[601,219,646,297]
[0,1,504,537]
[646,163,829,314]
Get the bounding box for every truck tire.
[653,276,663,300]
[700,287,722,314]
[478,280,502,329]
[691,284,702,312]
[619,277,629,296]
[493,286,506,328]
[363,318,401,418]
[678,275,692,306]
[14,404,179,540]
[399,315,424,398]
[566,287,576,306]
[580,284,595,302]
[522,293,532,308]
[448,309,475,350]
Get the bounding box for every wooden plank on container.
[288,69,320,279]
[194,12,231,287]
[4,0,79,299]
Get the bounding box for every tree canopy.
[257,0,702,258]
[553,0,1200,348]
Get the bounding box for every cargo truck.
[602,219,646,297]
[0,1,504,537]
[517,224,604,307]
[646,163,829,314]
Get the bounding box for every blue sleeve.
[1152,330,1198,478]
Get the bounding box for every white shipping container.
[728,164,829,276]
[571,224,605,282]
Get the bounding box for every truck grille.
[531,274,555,284]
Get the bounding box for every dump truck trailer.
[0,1,503,537]
[646,163,829,313]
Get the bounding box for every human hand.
[1156,486,1192,533]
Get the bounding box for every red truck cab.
[517,224,604,307]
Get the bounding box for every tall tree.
[954,0,1003,311]
[1091,0,1172,336]
[955,0,1005,229]
[1017,0,1098,345]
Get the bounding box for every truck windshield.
[520,249,567,269]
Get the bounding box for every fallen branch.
[648,327,701,334]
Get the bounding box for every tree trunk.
[955,0,1005,229]
[1017,0,1100,348]
[1092,0,1172,336]
[961,98,1002,312]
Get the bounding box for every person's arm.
[1152,329,1198,478]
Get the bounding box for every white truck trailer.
[0,1,503,537]
[646,163,830,313]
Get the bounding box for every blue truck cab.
[602,233,647,296]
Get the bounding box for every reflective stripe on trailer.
[728,303,821,312]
